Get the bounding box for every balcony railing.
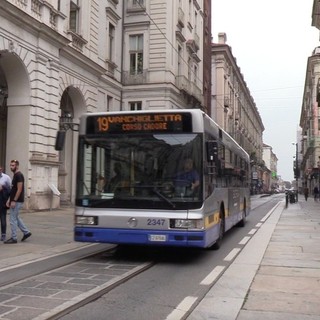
[176,76,203,105]
[10,0,65,32]
[67,30,87,51]
[127,0,145,13]
[191,81,202,101]
[176,75,190,92]
[122,69,148,85]
[105,59,118,78]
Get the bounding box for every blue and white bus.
[74,109,250,249]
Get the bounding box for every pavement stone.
[0,196,318,320]
[189,197,320,320]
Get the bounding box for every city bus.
[73,109,250,249]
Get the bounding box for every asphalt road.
[59,195,281,320]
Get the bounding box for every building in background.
[262,144,278,192]
[211,33,266,193]
[0,0,210,209]
[300,0,320,194]
[0,0,278,207]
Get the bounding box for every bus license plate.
[148,234,167,242]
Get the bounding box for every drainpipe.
[120,0,125,111]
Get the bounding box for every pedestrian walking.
[0,166,11,241]
[285,190,289,208]
[4,160,31,244]
[304,186,309,201]
[313,185,319,201]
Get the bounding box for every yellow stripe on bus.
[205,201,245,228]
[205,212,220,228]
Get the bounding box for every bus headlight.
[171,219,204,229]
[75,216,98,225]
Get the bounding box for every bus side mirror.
[55,131,66,151]
[206,141,218,162]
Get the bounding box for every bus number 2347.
[147,219,165,226]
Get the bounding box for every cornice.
[60,46,106,77]
[0,1,70,48]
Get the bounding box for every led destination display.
[86,113,192,134]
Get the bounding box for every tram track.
[0,243,115,287]
[0,244,155,320]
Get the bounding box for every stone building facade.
[299,0,320,192]
[211,33,265,193]
[300,47,320,191]
[262,144,278,192]
[0,0,210,209]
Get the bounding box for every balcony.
[127,0,145,13]
[9,0,65,33]
[176,76,203,105]
[105,59,118,78]
[191,81,203,103]
[122,69,148,85]
[186,39,197,54]
[176,75,190,93]
[67,30,87,51]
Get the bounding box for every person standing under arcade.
[4,160,32,244]
[0,166,11,241]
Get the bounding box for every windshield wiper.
[131,184,176,208]
[151,187,176,209]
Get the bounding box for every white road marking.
[200,265,225,285]
[248,228,257,235]
[239,236,250,245]
[166,296,198,320]
[255,222,263,227]
[224,248,241,261]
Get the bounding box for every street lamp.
[54,112,79,151]
[292,142,298,201]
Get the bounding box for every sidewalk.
[189,198,320,320]
[0,207,92,270]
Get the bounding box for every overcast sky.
[211,0,319,182]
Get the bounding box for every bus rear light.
[171,219,204,229]
[75,216,98,225]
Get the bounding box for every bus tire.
[237,200,246,227]
[210,211,225,250]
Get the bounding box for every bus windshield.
[76,133,203,209]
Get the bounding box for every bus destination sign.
[86,113,192,134]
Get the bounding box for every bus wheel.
[238,201,247,227]
[211,213,225,250]
[238,210,246,227]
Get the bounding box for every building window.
[188,57,191,81]
[108,23,115,61]
[69,0,80,33]
[129,35,143,75]
[107,95,113,111]
[177,45,182,77]
[127,0,145,12]
[130,101,142,110]
[194,65,198,84]
[133,0,144,6]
